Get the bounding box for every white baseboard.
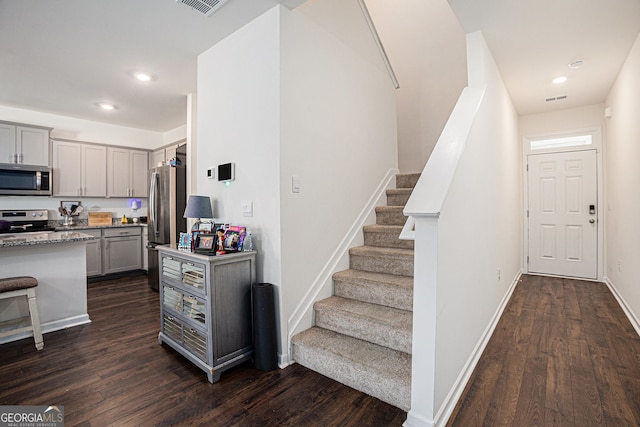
[604,276,640,338]
[427,269,522,427]
[0,314,91,345]
[403,411,435,427]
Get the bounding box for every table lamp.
[183,195,213,231]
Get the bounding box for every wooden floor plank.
[0,275,405,426]
[448,275,640,426]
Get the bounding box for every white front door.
[527,150,598,279]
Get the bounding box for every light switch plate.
[242,200,253,217]
[292,175,301,193]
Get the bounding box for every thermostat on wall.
[218,162,235,182]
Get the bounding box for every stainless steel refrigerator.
[147,165,186,290]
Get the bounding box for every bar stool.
[0,276,44,350]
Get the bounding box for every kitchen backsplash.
[0,196,148,221]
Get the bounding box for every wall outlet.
[618,259,622,272]
[497,268,501,282]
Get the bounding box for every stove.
[0,210,56,234]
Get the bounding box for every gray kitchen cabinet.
[142,226,149,271]
[107,147,149,198]
[150,148,165,168]
[84,229,103,277]
[102,227,142,274]
[83,226,145,277]
[157,246,255,383]
[52,140,107,197]
[0,121,51,166]
[149,141,185,169]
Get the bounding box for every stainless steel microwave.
[0,163,52,196]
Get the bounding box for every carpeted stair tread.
[363,224,414,249]
[386,188,413,206]
[315,296,412,353]
[292,327,411,410]
[375,206,407,226]
[396,173,421,189]
[349,246,414,277]
[333,269,413,311]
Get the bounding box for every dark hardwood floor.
[0,275,406,426]
[447,274,640,426]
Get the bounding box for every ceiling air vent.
[176,0,229,16]
[545,95,568,102]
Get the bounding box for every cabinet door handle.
[19,153,23,163]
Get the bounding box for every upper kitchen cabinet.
[149,141,186,169]
[107,147,148,198]
[52,140,107,197]
[0,121,51,166]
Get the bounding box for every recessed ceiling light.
[97,102,117,111]
[568,60,584,69]
[133,72,155,82]
[552,76,568,84]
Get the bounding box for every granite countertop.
[0,230,98,248]
[54,222,147,231]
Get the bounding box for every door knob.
[589,219,595,224]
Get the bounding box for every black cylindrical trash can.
[252,283,278,371]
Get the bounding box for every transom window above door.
[530,135,592,151]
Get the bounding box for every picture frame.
[222,226,246,253]
[192,230,217,255]
[198,234,215,250]
[198,222,213,232]
[178,232,192,251]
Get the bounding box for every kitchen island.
[0,230,96,345]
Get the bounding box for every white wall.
[162,125,187,145]
[196,2,398,361]
[196,5,283,346]
[519,103,606,137]
[604,32,640,328]
[405,31,521,426]
[366,0,468,173]
[434,30,521,413]
[280,0,398,353]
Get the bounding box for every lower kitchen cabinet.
[157,246,255,383]
[84,229,103,277]
[84,226,143,277]
[103,227,142,275]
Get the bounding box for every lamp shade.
[183,195,213,219]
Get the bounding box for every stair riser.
[334,280,413,311]
[364,231,414,249]
[292,342,410,411]
[350,253,413,277]
[376,209,407,226]
[386,192,411,206]
[315,309,412,354]
[396,174,420,189]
